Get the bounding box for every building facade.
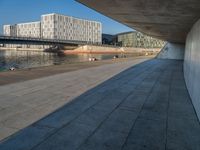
[117,31,165,48]
[102,34,115,45]
[3,25,17,37]
[17,22,41,38]
[3,13,102,44]
[41,14,101,43]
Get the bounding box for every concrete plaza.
[0,57,151,140]
[0,58,200,150]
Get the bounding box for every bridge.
[0,35,97,46]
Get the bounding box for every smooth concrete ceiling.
[77,0,200,43]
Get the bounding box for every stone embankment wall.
[64,45,161,54]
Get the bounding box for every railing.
[0,35,123,48]
[0,35,82,44]
[0,35,102,45]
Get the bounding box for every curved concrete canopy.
[77,0,200,43]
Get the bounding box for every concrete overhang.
[77,0,200,43]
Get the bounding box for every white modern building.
[17,22,41,38]
[4,22,41,38]
[3,13,102,44]
[3,25,17,37]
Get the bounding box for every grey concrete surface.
[1,59,199,150]
[0,57,145,86]
[184,18,200,120]
[157,42,185,60]
[77,0,200,43]
[0,57,151,140]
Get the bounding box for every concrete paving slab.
[78,128,127,150]
[123,119,166,150]
[75,107,111,128]
[99,108,138,134]
[0,126,18,142]
[33,123,95,150]
[120,94,147,111]
[0,125,55,150]
[167,118,200,150]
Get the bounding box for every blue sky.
[0,0,133,34]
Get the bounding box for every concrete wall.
[157,42,185,60]
[184,19,200,120]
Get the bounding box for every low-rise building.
[117,31,165,48]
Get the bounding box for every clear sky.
[0,0,133,35]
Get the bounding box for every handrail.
[0,35,86,43]
[0,35,121,47]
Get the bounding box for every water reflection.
[0,50,136,71]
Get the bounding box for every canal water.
[0,50,138,71]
